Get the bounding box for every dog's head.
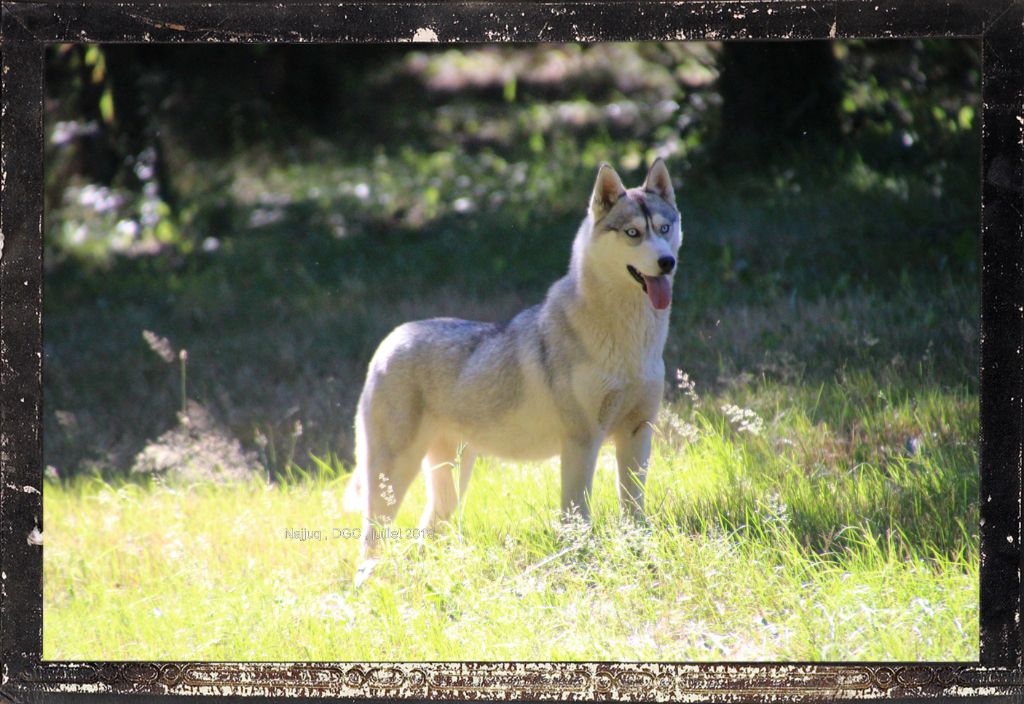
[585,159,682,310]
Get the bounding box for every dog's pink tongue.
[644,275,672,310]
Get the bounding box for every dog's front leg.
[560,437,601,523]
[614,421,653,521]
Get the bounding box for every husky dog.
[343,159,682,557]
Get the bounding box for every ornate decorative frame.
[1,1,1022,700]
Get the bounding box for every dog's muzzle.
[627,265,648,292]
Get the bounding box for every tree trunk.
[716,41,842,161]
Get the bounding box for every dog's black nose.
[658,256,676,274]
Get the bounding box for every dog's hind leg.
[360,439,427,559]
[355,376,432,559]
[419,437,476,534]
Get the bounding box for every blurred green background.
[43,41,979,480]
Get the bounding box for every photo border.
[1,0,1022,700]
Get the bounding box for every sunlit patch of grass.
[45,370,977,662]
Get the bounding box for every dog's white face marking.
[588,160,682,310]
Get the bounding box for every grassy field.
[45,371,978,660]
[43,41,980,660]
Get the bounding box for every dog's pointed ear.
[591,163,626,220]
[643,158,675,206]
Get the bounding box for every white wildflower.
[676,369,701,405]
[378,473,397,507]
[721,403,764,435]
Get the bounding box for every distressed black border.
[1,1,1022,700]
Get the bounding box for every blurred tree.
[103,45,178,208]
[44,45,119,208]
[715,41,842,161]
[44,45,177,211]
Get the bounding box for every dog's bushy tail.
[342,468,364,513]
[342,419,367,513]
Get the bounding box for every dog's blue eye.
[660,223,670,234]
[625,228,640,238]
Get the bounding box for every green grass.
[44,367,978,661]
